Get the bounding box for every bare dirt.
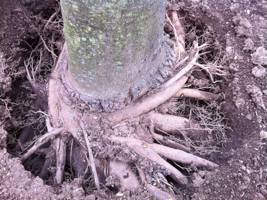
[0,0,266,199]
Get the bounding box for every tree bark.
[60,0,172,109]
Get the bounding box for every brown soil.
[0,0,266,200]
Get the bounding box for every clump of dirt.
[0,0,266,199]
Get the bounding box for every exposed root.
[195,62,227,83]
[110,136,188,185]
[163,42,206,88]
[148,112,199,134]
[21,127,63,161]
[166,4,185,58]
[55,136,67,185]
[176,88,218,101]
[152,132,190,152]
[81,122,100,190]
[151,143,218,169]
[109,161,139,191]
[107,76,188,123]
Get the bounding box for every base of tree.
[19,34,220,198]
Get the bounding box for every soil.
[0,0,267,200]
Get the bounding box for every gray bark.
[60,0,169,105]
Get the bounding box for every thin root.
[166,7,185,58]
[163,42,203,88]
[81,121,100,190]
[152,132,190,152]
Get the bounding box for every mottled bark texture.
[61,0,174,110]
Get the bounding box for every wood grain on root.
[110,136,188,185]
[148,112,199,134]
[151,143,218,169]
[55,136,67,184]
[176,88,218,101]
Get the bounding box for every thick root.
[176,88,218,101]
[21,127,63,161]
[151,143,218,169]
[107,76,188,123]
[148,112,199,134]
[55,136,67,184]
[110,136,188,185]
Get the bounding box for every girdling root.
[19,8,226,199]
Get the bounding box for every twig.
[40,34,57,59]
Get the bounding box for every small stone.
[243,38,254,50]
[233,15,252,37]
[192,173,205,187]
[252,66,266,78]
[260,130,267,140]
[229,63,239,72]
[246,85,266,110]
[263,90,267,95]
[235,97,245,109]
[251,47,267,65]
[245,114,252,120]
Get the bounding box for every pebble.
[246,85,266,110]
[244,38,254,50]
[251,47,267,65]
[260,130,267,140]
[252,66,266,78]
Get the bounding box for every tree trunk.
[60,0,172,110]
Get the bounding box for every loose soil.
[0,0,266,199]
